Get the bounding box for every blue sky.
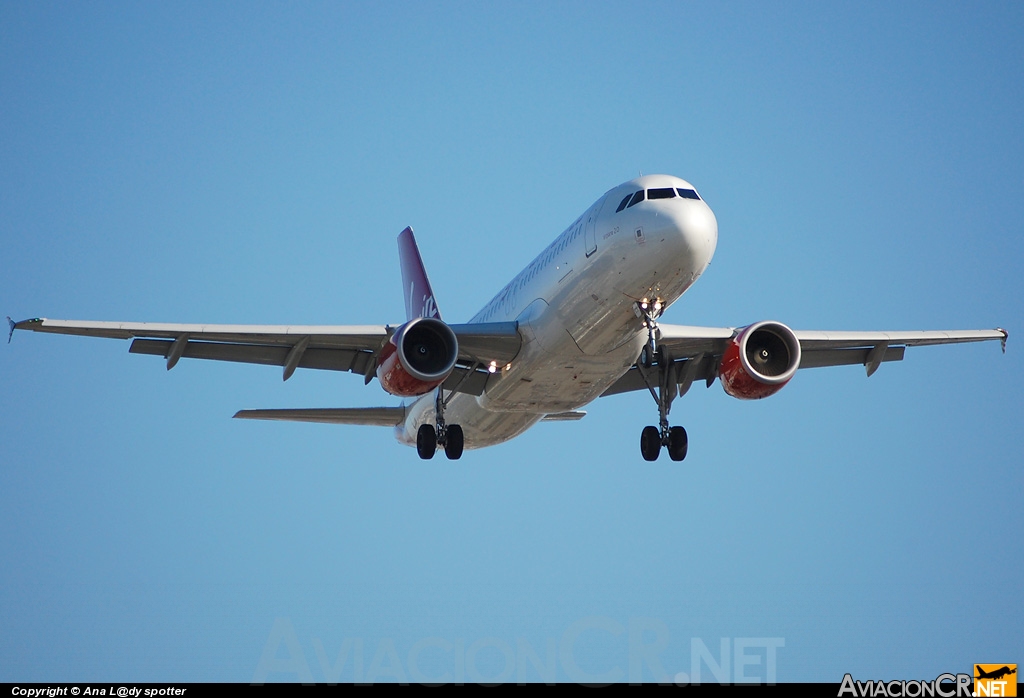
[1,1,1021,683]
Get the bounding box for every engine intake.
[719,321,801,400]
[376,317,459,397]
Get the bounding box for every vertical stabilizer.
[397,227,442,321]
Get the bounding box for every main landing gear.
[416,387,464,460]
[635,299,688,462]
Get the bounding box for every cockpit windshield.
[648,187,676,199]
[615,185,701,213]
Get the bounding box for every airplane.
[975,666,1016,681]
[7,175,1008,461]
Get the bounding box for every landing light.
[488,361,498,374]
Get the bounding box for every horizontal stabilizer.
[233,407,405,426]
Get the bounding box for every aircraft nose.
[670,199,718,272]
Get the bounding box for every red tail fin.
[397,227,442,321]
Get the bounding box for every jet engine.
[719,321,802,400]
[376,317,459,397]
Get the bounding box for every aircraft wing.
[9,317,522,396]
[602,324,1008,397]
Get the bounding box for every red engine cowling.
[719,321,802,400]
[376,317,459,397]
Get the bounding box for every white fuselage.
[396,175,719,449]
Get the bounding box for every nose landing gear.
[416,386,464,460]
[634,299,688,462]
[636,356,689,462]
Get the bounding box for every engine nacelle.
[376,317,459,397]
[719,321,801,400]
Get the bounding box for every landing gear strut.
[637,297,663,368]
[416,386,464,460]
[635,299,688,462]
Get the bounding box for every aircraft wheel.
[640,426,661,461]
[640,345,653,368]
[668,426,688,461]
[417,424,437,460]
[445,424,464,460]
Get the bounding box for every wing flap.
[129,339,374,374]
[799,345,905,369]
[600,367,648,397]
[440,366,491,396]
[233,407,406,426]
